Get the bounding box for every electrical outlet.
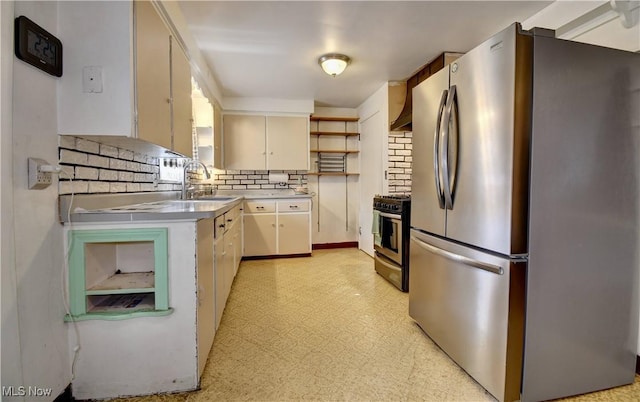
[28,158,53,189]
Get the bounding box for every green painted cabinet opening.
[65,228,173,321]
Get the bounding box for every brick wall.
[212,170,308,190]
[58,136,183,195]
[388,131,412,194]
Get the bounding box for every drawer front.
[244,200,276,214]
[277,200,310,213]
[214,215,227,238]
[226,205,241,222]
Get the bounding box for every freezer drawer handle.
[410,235,503,275]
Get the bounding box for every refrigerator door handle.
[434,89,448,209]
[442,85,459,210]
[410,235,504,275]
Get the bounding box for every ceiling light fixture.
[318,53,351,77]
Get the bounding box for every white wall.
[1,2,70,400]
[1,0,23,394]
[357,84,389,257]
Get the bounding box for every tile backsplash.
[58,136,182,195]
[211,170,308,190]
[58,136,309,195]
[388,131,412,194]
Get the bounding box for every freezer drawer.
[409,229,526,402]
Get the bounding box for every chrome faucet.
[182,161,211,199]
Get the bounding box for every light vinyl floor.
[111,249,639,402]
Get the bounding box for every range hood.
[390,52,464,132]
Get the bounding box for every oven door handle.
[378,211,402,220]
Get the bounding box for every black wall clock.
[15,15,63,77]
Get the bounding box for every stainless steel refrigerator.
[409,23,639,402]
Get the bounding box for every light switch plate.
[82,66,103,93]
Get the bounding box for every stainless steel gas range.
[373,194,411,292]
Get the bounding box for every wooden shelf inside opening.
[86,272,155,296]
[307,172,360,176]
[311,150,359,154]
[310,116,359,122]
[310,131,359,137]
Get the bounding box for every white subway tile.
[87,154,110,168]
[99,169,118,181]
[59,135,76,149]
[75,166,99,180]
[110,159,127,170]
[76,138,100,154]
[119,149,134,160]
[118,171,134,182]
[126,183,141,192]
[59,149,88,165]
[126,161,141,172]
[99,144,119,158]
[59,181,88,195]
[110,183,127,193]
[59,166,75,179]
[88,182,110,193]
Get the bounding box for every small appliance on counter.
[372,194,411,291]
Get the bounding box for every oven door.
[374,211,403,265]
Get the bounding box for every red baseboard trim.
[312,242,359,250]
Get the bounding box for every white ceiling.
[178,1,554,108]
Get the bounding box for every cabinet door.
[214,235,225,330]
[278,213,311,255]
[171,38,193,158]
[267,116,309,170]
[196,218,215,377]
[232,221,242,276]
[135,0,171,149]
[243,214,277,256]
[213,103,223,169]
[224,231,234,301]
[224,115,266,170]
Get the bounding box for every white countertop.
[61,190,312,223]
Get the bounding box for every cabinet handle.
[218,224,225,228]
[270,151,274,155]
[272,223,276,227]
[289,205,299,209]
[257,206,264,210]
[279,223,284,227]
[227,219,233,222]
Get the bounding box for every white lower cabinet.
[214,204,243,329]
[243,198,311,257]
[196,218,215,377]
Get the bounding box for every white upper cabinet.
[223,114,309,170]
[223,114,267,170]
[57,1,192,157]
[57,1,134,136]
